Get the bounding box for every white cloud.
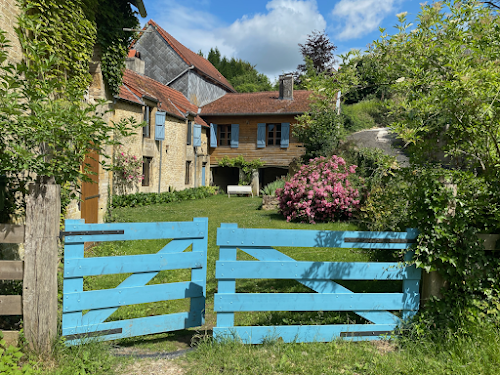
[332,0,401,40]
[150,0,327,80]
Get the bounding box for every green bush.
[260,179,286,196]
[110,186,219,209]
[342,99,391,132]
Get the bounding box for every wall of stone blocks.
[0,0,22,64]
[111,101,210,197]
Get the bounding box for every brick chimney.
[279,73,293,100]
[126,50,145,75]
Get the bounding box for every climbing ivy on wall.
[16,0,138,97]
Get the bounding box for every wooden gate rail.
[214,224,420,344]
[0,224,25,347]
[62,218,208,345]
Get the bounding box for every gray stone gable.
[134,26,229,106]
[134,28,189,87]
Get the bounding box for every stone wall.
[112,101,210,196]
[0,0,22,64]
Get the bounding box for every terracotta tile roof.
[200,91,313,116]
[128,49,137,58]
[118,69,208,127]
[146,20,236,93]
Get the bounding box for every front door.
[202,164,206,187]
[81,149,99,223]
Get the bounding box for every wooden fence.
[0,224,25,346]
[0,183,60,354]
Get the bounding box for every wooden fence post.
[23,182,60,354]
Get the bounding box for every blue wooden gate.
[62,218,208,345]
[214,224,420,343]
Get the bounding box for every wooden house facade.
[200,75,312,193]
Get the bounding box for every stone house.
[112,67,210,196]
[199,75,312,194]
[131,20,236,107]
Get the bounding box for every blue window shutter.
[193,124,202,147]
[257,123,266,148]
[155,111,166,141]
[230,124,239,148]
[281,122,290,148]
[210,123,217,148]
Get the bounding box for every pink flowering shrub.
[276,155,360,223]
[114,147,144,182]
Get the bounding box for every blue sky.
[139,0,424,81]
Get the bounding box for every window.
[142,157,152,186]
[267,123,281,146]
[143,106,152,138]
[185,161,192,185]
[187,121,192,145]
[217,124,231,146]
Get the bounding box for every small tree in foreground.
[276,155,360,223]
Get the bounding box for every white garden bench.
[227,185,253,198]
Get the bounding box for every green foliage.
[217,155,264,185]
[205,47,272,92]
[0,337,38,375]
[362,166,500,327]
[95,0,138,96]
[293,60,353,160]
[109,186,219,210]
[0,29,138,203]
[374,1,500,175]
[293,106,344,161]
[17,0,97,92]
[342,99,392,132]
[17,0,138,97]
[340,50,394,104]
[260,179,286,196]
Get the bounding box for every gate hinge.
[60,230,125,238]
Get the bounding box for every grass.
[185,324,500,375]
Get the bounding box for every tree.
[206,47,272,92]
[339,50,394,104]
[0,30,137,220]
[374,1,500,176]
[295,30,337,88]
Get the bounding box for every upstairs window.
[218,124,231,146]
[267,123,281,146]
[143,106,152,138]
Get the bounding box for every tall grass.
[342,99,391,133]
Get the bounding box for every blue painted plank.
[213,324,397,344]
[214,293,416,312]
[65,281,203,312]
[241,247,400,325]
[62,220,85,333]
[64,221,206,243]
[63,312,198,345]
[79,239,193,326]
[216,224,238,328]
[190,218,209,327]
[402,249,421,321]
[65,251,204,277]
[217,227,417,249]
[216,261,419,280]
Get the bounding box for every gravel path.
[346,127,410,166]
